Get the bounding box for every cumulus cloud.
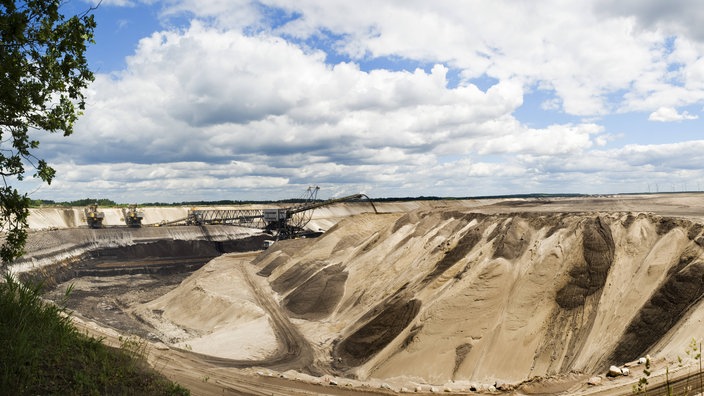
[595,0,704,42]
[24,1,704,202]
[52,23,551,166]
[648,106,699,121]
[180,0,691,116]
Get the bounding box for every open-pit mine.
[11,194,704,395]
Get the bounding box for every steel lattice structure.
[186,209,266,228]
[154,186,378,241]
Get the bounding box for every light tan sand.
[30,193,704,393]
[132,254,280,361]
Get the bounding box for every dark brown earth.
[283,263,348,320]
[609,260,704,364]
[334,298,422,368]
[555,217,615,309]
[45,272,189,340]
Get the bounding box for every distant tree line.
[30,198,117,207]
[29,198,320,207]
[28,193,596,208]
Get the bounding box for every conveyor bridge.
[155,187,377,240]
[186,209,265,228]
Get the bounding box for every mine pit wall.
[28,207,192,230]
[27,201,430,231]
[11,225,267,287]
[253,211,704,384]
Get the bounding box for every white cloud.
[595,0,704,42]
[55,23,545,165]
[477,123,604,155]
[24,1,704,201]
[201,0,686,116]
[648,106,699,121]
[85,0,136,6]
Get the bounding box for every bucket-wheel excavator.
[151,186,378,241]
[263,186,377,239]
[84,204,105,228]
[122,205,144,227]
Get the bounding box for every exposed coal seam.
[19,235,267,287]
[283,264,348,320]
[609,261,704,365]
[555,217,615,309]
[334,299,422,367]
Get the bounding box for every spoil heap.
[135,208,704,385]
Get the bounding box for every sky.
[22,0,704,203]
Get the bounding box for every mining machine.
[84,204,105,229]
[148,186,378,241]
[122,205,144,227]
[263,186,378,239]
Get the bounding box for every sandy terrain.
[135,254,281,360]
[27,193,704,394]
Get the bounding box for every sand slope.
[133,255,280,360]
[55,194,700,388]
[244,209,704,384]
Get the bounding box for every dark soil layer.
[424,224,483,285]
[283,264,348,320]
[271,260,327,294]
[87,237,266,262]
[23,228,267,340]
[334,299,421,367]
[257,255,290,277]
[609,261,704,364]
[44,273,188,340]
[20,234,267,287]
[555,217,615,309]
[492,219,529,260]
[61,209,79,228]
[453,343,472,379]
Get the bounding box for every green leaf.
[0,0,95,266]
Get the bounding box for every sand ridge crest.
[227,209,704,384]
[25,194,704,393]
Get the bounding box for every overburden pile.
[248,210,704,383]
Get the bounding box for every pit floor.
[44,272,191,340]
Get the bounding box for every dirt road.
[175,255,318,373]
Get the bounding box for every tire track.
[176,257,316,373]
[238,259,316,372]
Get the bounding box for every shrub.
[0,274,188,395]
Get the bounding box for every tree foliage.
[0,0,94,264]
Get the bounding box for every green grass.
[0,274,189,395]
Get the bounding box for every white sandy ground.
[21,193,704,394]
[132,254,280,360]
[27,201,433,231]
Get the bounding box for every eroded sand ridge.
[21,195,704,394]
